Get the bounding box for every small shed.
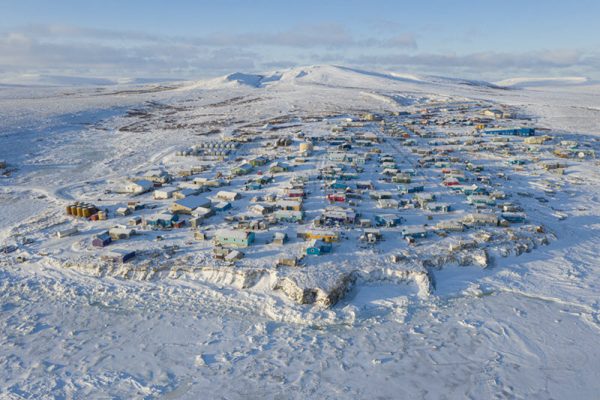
[272,232,288,245]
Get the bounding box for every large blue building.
[482,127,536,137]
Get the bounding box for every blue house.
[501,212,527,223]
[146,213,179,228]
[214,201,232,212]
[402,227,428,239]
[482,127,535,137]
[306,239,332,255]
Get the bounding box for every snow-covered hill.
[494,76,590,88]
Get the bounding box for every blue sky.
[1,0,599,82]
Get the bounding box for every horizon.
[1,0,599,84]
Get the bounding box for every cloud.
[0,23,596,83]
[0,29,258,78]
[343,49,598,72]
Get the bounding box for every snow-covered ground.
[1,65,600,398]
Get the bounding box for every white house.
[125,180,154,195]
[154,186,177,200]
[216,190,241,201]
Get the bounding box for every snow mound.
[494,76,590,88]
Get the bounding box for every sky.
[1,0,599,84]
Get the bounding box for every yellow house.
[298,229,340,243]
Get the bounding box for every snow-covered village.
[2,2,600,399]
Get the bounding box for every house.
[297,229,339,243]
[377,199,399,209]
[415,193,436,207]
[402,227,428,239]
[269,162,290,174]
[216,190,241,201]
[170,195,212,214]
[374,214,402,227]
[425,202,451,212]
[467,195,496,207]
[369,191,393,200]
[274,210,304,222]
[128,216,142,226]
[192,177,224,187]
[108,226,135,240]
[360,229,382,243]
[213,246,230,260]
[356,180,374,190]
[249,204,274,216]
[194,230,207,241]
[57,227,78,238]
[306,239,332,255]
[146,213,179,228]
[482,127,535,137]
[435,220,465,232]
[286,188,305,198]
[481,109,511,119]
[272,232,288,245]
[459,184,488,196]
[245,182,262,191]
[442,177,460,187]
[125,180,154,195]
[299,141,313,154]
[141,169,172,184]
[154,186,177,199]
[276,199,302,211]
[92,232,112,247]
[127,201,143,211]
[224,250,244,263]
[327,193,347,203]
[524,136,550,145]
[189,217,202,228]
[213,201,232,212]
[116,207,131,216]
[173,188,200,200]
[462,213,499,226]
[328,181,351,191]
[398,185,424,195]
[391,173,412,183]
[232,163,253,176]
[320,207,356,225]
[383,168,400,177]
[101,249,136,263]
[501,212,527,223]
[192,206,215,220]
[277,257,299,267]
[214,229,255,248]
[248,156,268,167]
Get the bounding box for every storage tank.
[76,206,83,217]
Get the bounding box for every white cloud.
[0,23,596,83]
